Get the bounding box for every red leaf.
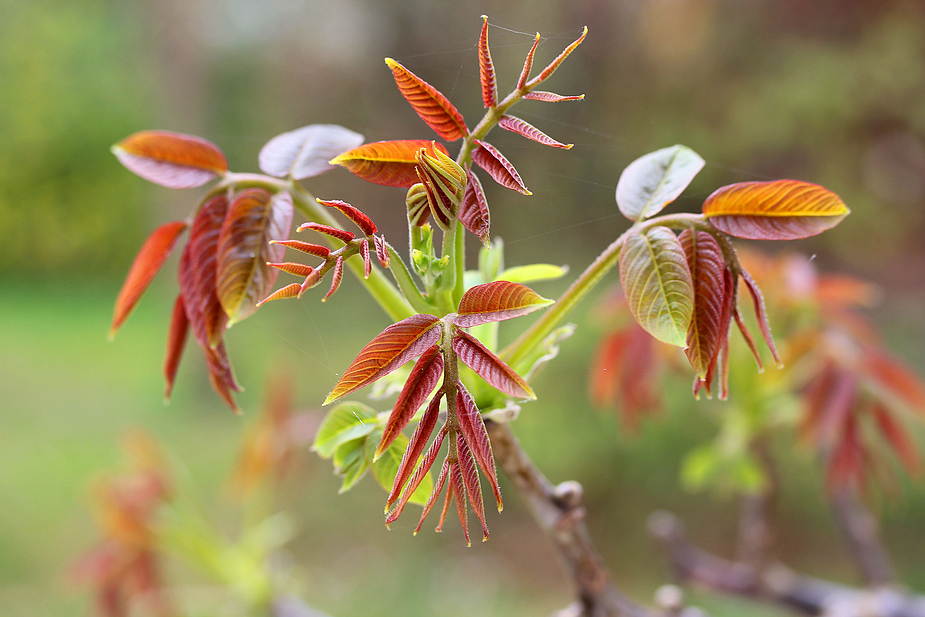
[453,280,552,327]
[472,141,531,195]
[374,235,390,268]
[679,230,728,379]
[703,180,849,240]
[590,324,662,430]
[164,295,190,401]
[111,220,187,338]
[266,262,314,278]
[204,341,242,413]
[457,433,488,542]
[453,330,534,399]
[297,222,355,244]
[386,390,442,507]
[385,58,468,141]
[862,350,925,412]
[258,124,364,180]
[216,189,294,324]
[317,199,377,236]
[517,33,541,89]
[413,456,450,534]
[360,238,372,279]
[257,282,302,306]
[478,16,497,107]
[871,404,922,476]
[447,460,470,544]
[330,140,450,188]
[378,346,444,458]
[740,268,782,368]
[322,257,343,302]
[733,305,763,372]
[460,169,491,247]
[457,383,501,511]
[113,130,227,189]
[388,424,447,528]
[522,91,584,102]
[273,240,331,259]
[324,314,442,404]
[499,115,572,149]
[178,194,229,349]
[535,27,588,83]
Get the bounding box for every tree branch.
[649,511,925,617]
[486,420,654,617]
[829,486,895,587]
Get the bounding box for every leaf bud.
[415,144,466,231]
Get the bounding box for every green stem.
[500,212,708,373]
[220,173,415,322]
[386,244,438,315]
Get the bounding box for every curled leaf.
[259,124,364,180]
[478,16,497,108]
[616,145,704,222]
[535,27,587,83]
[472,141,531,195]
[453,330,534,399]
[385,58,468,141]
[113,130,227,189]
[499,115,572,149]
[331,140,450,188]
[522,91,584,102]
[739,268,782,367]
[216,189,294,324]
[453,280,552,327]
[322,257,344,302]
[325,314,442,405]
[703,180,850,240]
[317,199,377,236]
[517,33,541,89]
[619,227,694,348]
[111,220,188,338]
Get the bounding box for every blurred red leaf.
[111,220,187,338]
[472,140,531,195]
[453,330,534,399]
[324,314,441,405]
[862,350,925,412]
[453,280,552,327]
[385,58,468,141]
[113,130,227,189]
[163,295,189,401]
[216,189,294,324]
[872,403,922,477]
[590,324,661,430]
[330,140,450,188]
[178,195,229,349]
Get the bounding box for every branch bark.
[649,511,925,617]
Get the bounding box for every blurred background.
[2,0,925,615]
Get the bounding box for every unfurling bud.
[406,183,430,227]
[415,143,466,231]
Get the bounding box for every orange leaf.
[330,140,449,188]
[385,58,468,141]
[453,330,534,399]
[703,180,849,240]
[163,294,190,401]
[472,140,531,195]
[517,33,541,89]
[453,280,552,327]
[324,314,442,405]
[111,220,187,338]
[535,27,588,83]
[216,189,294,324]
[478,16,497,108]
[113,130,227,189]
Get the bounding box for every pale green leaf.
[616,145,704,221]
[313,402,377,458]
[496,263,568,284]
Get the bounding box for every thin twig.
[830,486,896,587]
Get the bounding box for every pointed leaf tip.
[386,58,468,141]
[331,140,450,188]
[113,130,227,188]
[453,280,552,327]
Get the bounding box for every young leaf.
[216,190,294,324]
[412,455,451,534]
[113,130,227,189]
[258,124,364,180]
[453,330,535,399]
[478,16,497,108]
[178,194,230,349]
[385,58,469,141]
[317,199,377,236]
[360,238,372,279]
[322,257,344,302]
[297,223,355,244]
[257,282,302,306]
[535,27,588,83]
[523,91,584,102]
[330,140,451,188]
[377,345,444,458]
[703,180,850,240]
[388,423,447,524]
[619,227,695,348]
[496,264,568,284]
[325,314,442,405]
[739,269,782,367]
[369,432,434,507]
[472,141,531,195]
[266,262,314,278]
[679,230,727,379]
[457,434,488,542]
[272,240,331,259]
[203,341,242,413]
[446,461,470,544]
[374,235,390,268]
[386,393,442,507]
[453,280,553,327]
[111,220,188,338]
[164,294,190,401]
[460,169,491,247]
[499,115,572,149]
[313,401,378,458]
[615,145,705,222]
[457,383,501,511]
[517,33,541,89]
